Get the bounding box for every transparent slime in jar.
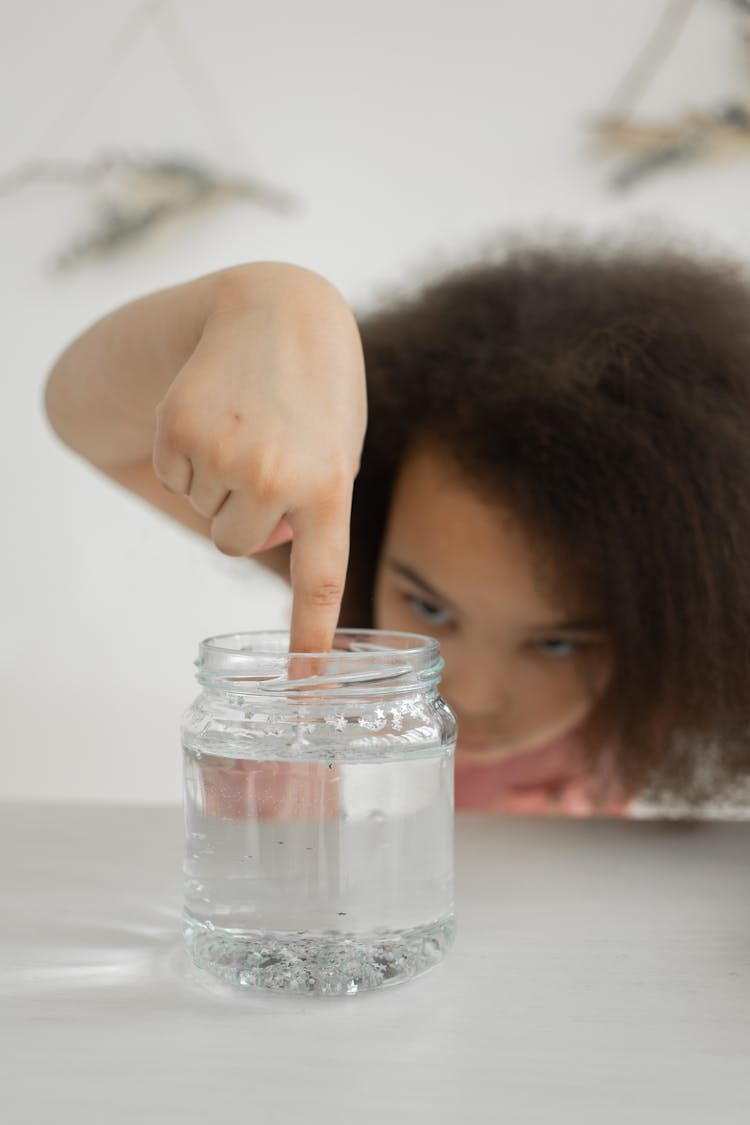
[181,630,456,996]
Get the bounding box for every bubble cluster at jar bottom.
[182,745,455,994]
[184,913,456,995]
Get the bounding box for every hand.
[152,264,367,652]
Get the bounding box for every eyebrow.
[526,618,605,634]
[388,559,606,633]
[388,560,457,609]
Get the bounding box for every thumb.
[258,517,294,552]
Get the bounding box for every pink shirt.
[454,729,632,817]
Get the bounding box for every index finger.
[287,491,352,656]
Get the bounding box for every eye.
[532,638,577,659]
[405,595,455,628]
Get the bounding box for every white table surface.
[1,802,749,1125]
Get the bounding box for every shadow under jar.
[181,629,456,997]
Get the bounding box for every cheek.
[527,663,587,712]
[513,651,612,726]
[577,646,614,702]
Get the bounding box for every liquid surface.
[183,744,455,994]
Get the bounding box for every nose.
[440,641,511,734]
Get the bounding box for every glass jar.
[181,629,456,996]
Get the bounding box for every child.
[44,235,750,817]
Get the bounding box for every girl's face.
[373,445,614,762]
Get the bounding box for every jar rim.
[195,629,442,695]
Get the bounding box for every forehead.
[383,444,579,621]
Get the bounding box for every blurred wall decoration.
[0,0,295,271]
[594,0,750,190]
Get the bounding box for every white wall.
[3,0,750,804]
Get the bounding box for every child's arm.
[44,262,367,651]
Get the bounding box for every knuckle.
[158,404,193,449]
[245,449,286,506]
[152,452,182,492]
[317,490,351,526]
[325,464,352,498]
[312,464,352,516]
[255,474,282,508]
[204,439,230,478]
[305,578,344,608]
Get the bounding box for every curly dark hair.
[341,234,750,808]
